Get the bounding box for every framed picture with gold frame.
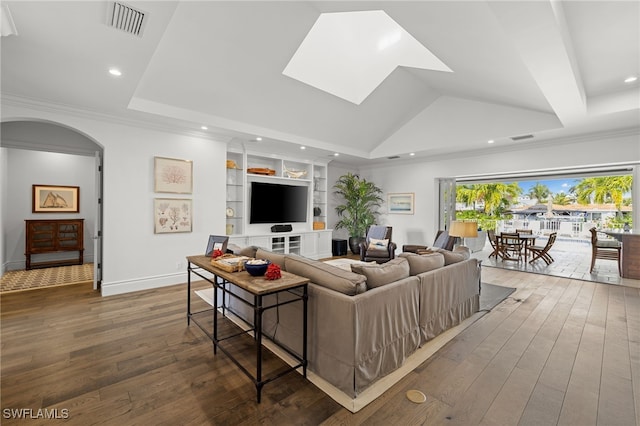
[32,184,80,213]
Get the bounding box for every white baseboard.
[101,271,188,296]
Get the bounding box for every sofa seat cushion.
[433,246,471,265]
[350,257,410,288]
[398,252,445,275]
[285,254,366,295]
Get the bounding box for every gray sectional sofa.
[227,246,481,398]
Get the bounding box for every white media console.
[226,148,333,259]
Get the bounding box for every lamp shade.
[449,221,478,238]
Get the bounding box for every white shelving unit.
[225,148,332,259]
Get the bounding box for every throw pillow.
[398,252,445,275]
[367,238,389,252]
[285,254,367,295]
[350,257,410,288]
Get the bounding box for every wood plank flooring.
[1,268,638,425]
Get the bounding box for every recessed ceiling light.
[409,152,415,156]
[300,146,306,150]
[333,153,339,157]
[108,68,122,76]
[487,140,495,144]
[200,126,208,130]
[624,76,637,83]
[256,137,262,141]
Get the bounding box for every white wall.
[4,149,95,270]
[354,132,640,253]
[0,147,6,274]
[2,103,227,295]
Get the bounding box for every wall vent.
[387,155,400,159]
[107,2,146,37]
[510,134,534,141]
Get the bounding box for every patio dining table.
[498,233,537,262]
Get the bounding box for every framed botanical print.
[154,198,192,233]
[154,156,193,194]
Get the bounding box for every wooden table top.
[187,255,309,295]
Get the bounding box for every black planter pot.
[349,237,365,255]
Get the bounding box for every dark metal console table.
[186,255,309,402]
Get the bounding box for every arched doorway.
[1,120,103,290]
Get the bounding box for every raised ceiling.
[1,1,638,165]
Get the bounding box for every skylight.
[283,10,452,105]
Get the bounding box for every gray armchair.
[359,225,396,263]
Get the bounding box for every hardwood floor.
[1,268,638,425]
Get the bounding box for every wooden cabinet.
[25,219,84,269]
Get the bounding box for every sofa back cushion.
[350,257,410,288]
[434,246,471,265]
[398,252,445,275]
[285,254,366,295]
[256,248,286,269]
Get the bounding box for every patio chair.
[498,232,523,261]
[487,229,499,258]
[528,232,557,265]
[516,229,533,234]
[589,227,621,275]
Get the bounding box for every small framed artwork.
[154,198,192,233]
[388,192,415,215]
[154,156,193,194]
[32,185,80,213]
[205,235,229,256]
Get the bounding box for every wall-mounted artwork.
[388,192,415,214]
[154,198,192,233]
[154,156,193,193]
[32,184,80,213]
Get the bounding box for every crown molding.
[1,94,234,143]
[356,126,640,172]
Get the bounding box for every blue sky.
[516,179,576,195]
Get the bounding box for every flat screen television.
[249,181,308,224]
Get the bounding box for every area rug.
[194,288,486,413]
[0,264,93,293]
[480,283,516,311]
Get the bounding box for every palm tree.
[571,175,633,217]
[528,182,550,203]
[333,173,383,253]
[460,183,521,216]
[552,192,573,205]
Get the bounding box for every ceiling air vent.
[510,134,534,141]
[387,156,400,159]
[107,2,146,37]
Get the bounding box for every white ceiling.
[1,1,638,166]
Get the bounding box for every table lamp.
[449,221,478,248]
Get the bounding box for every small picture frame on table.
[205,235,229,256]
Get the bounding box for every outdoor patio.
[470,235,640,289]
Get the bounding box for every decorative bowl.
[244,259,271,276]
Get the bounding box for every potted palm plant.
[333,173,383,254]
